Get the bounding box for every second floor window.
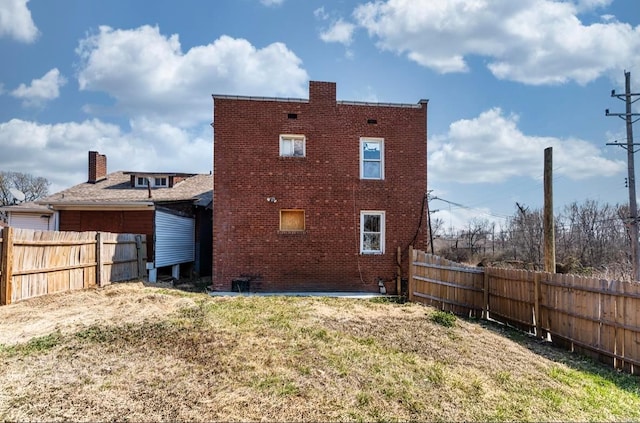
[360,138,384,180]
[280,135,305,157]
[135,176,167,188]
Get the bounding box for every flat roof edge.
[338,100,427,108]
[212,94,307,103]
[212,94,429,108]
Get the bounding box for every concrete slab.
[207,291,389,299]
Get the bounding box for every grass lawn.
[0,282,638,422]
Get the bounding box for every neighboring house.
[212,81,428,293]
[0,201,56,231]
[35,151,212,282]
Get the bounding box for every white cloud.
[320,19,356,45]
[429,108,625,184]
[11,68,67,107]
[76,25,309,127]
[314,7,329,20]
[353,0,640,85]
[0,118,212,193]
[260,0,284,6]
[0,0,38,43]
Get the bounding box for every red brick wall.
[213,82,428,293]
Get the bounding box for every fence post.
[1,227,14,305]
[534,272,542,338]
[482,268,489,320]
[135,235,145,280]
[396,246,402,296]
[96,232,103,287]
[408,246,414,302]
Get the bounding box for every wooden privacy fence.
[408,247,640,375]
[0,227,147,305]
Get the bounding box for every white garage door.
[8,213,53,231]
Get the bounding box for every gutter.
[0,206,54,214]
[39,201,155,211]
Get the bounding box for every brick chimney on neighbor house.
[88,151,107,183]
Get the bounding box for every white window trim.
[360,211,385,254]
[136,177,149,187]
[279,134,306,157]
[135,176,169,188]
[360,137,384,180]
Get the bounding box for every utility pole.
[543,147,555,273]
[426,191,435,254]
[606,71,640,281]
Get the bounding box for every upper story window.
[280,134,306,157]
[360,138,384,180]
[135,176,169,188]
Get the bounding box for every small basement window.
[288,113,298,119]
[367,119,377,124]
[280,209,305,231]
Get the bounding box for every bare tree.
[435,199,632,278]
[0,171,50,220]
[430,217,445,239]
[557,200,628,273]
[507,203,543,267]
[461,218,491,253]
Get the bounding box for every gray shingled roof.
[40,171,212,205]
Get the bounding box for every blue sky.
[1,0,639,230]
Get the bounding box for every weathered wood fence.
[408,247,640,375]
[0,227,147,305]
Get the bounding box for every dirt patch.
[0,281,196,345]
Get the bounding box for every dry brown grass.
[0,282,638,422]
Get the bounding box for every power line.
[428,195,511,221]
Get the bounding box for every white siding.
[155,209,195,267]
[8,213,54,231]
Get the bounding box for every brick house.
[212,81,428,293]
[35,151,212,281]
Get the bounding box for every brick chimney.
[88,151,107,183]
[309,81,336,106]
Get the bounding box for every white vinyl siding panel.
[155,209,195,267]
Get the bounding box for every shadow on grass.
[474,317,640,395]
